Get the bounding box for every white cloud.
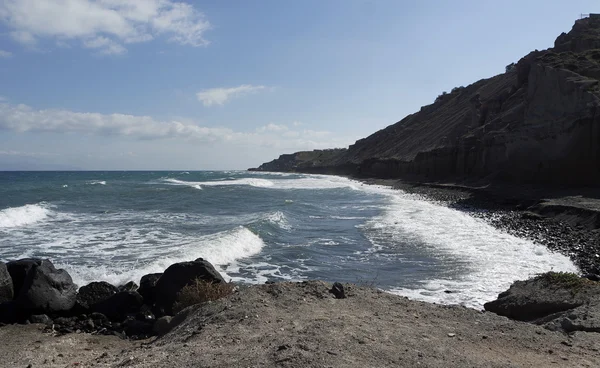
[0,150,58,157]
[256,123,288,132]
[0,101,356,151]
[196,85,266,107]
[0,50,12,58]
[83,36,126,55]
[0,0,211,54]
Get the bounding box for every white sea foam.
[54,226,265,286]
[264,211,291,230]
[87,180,106,185]
[0,204,51,228]
[357,185,578,309]
[160,175,357,190]
[162,177,274,188]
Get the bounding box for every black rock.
[89,312,110,325]
[0,262,13,303]
[54,316,76,327]
[76,281,118,309]
[484,273,600,321]
[0,302,16,324]
[6,259,39,296]
[124,318,153,338]
[118,281,138,292]
[92,291,144,321]
[29,314,52,325]
[138,273,162,306]
[7,259,77,313]
[583,273,600,282]
[330,282,346,299]
[154,258,225,315]
[136,304,155,322]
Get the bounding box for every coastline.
[1,172,599,367]
[351,176,600,275]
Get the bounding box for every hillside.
[250,17,600,186]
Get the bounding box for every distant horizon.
[1,1,598,170]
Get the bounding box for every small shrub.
[535,271,591,290]
[173,279,235,314]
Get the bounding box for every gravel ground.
[2,281,600,368]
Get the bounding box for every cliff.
[251,18,600,186]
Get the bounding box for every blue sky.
[0,0,597,170]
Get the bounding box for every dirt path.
[2,281,599,367]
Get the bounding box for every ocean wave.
[87,180,106,185]
[0,203,51,228]
[359,186,577,309]
[56,226,265,287]
[264,211,291,231]
[161,177,274,189]
[159,175,358,190]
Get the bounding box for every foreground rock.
[484,272,600,333]
[7,259,77,313]
[1,281,600,368]
[154,257,225,315]
[0,257,228,340]
[0,262,13,303]
[76,281,118,310]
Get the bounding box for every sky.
[0,0,597,170]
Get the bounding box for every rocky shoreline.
[0,275,599,367]
[1,180,600,366]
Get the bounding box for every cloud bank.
[0,102,355,151]
[0,0,211,54]
[196,85,266,107]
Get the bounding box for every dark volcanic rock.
[118,281,138,292]
[7,259,77,313]
[76,281,118,309]
[329,282,346,299]
[154,258,225,315]
[6,259,39,297]
[124,318,153,338]
[484,272,600,322]
[0,302,16,324]
[138,273,162,305]
[0,262,13,303]
[29,314,52,325]
[91,291,144,321]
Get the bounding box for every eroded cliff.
[252,17,600,186]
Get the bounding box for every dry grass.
[173,279,235,314]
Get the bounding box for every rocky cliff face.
[252,18,600,186]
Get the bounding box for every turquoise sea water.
[0,171,577,309]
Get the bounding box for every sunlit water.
[0,171,577,309]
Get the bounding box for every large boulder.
[0,262,13,303]
[138,273,162,305]
[154,258,225,315]
[484,272,600,322]
[7,259,77,313]
[92,291,144,321]
[76,281,119,309]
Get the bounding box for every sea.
[0,171,577,309]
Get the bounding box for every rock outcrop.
[251,17,600,186]
[154,258,225,315]
[0,257,228,340]
[484,272,600,333]
[7,259,77,313]
[0,262,13,303]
